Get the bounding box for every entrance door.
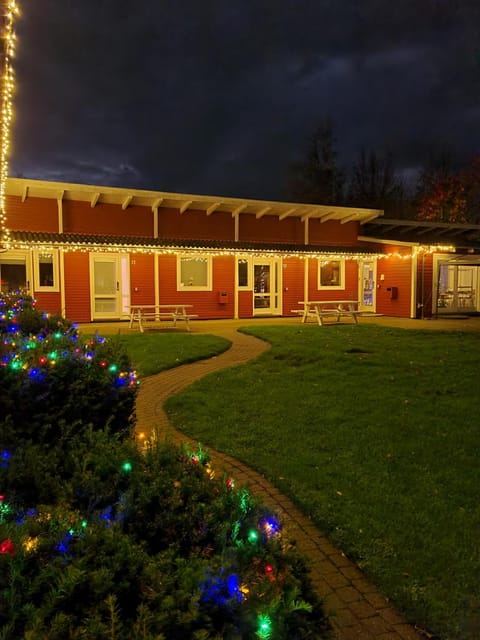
[437,262,478,313]
[253,259,281,315]
[90,254,129,320]
[358,260,376,312]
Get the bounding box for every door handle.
[116,281,119,292]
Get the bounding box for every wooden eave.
[6,177,383,224]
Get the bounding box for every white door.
[358,260,376,312]
[90,254,129,320]
[253,258,281,315]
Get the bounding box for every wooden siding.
[238,290,253,318]
[158,208,235,241]
[309,220,359,245]
[63,201,153,236]
[157,254,235,318]
[33,292,62,316]
[130,254,155,306]
[7,195,58,232]
[376,248,412,317]
[282,257,305,315]
[416,253,434,318]
[239,215,304,244]
[63,252,91,322]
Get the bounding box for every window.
[318,259,345,290]
[237,259,250,288]
[0,251,29,293]
[34,250,59,291]
[177,256,212,290]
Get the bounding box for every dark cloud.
[9,0,480,199]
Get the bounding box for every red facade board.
[375,249,412,317]
[130,254,156,306]
[238,290,253,318]
[34,292,62,317]
[282,258,305,314]
[7,195,58,232]
[416,253,434,318]
[239,215,304,244]
[158,208,235,241]
[63,201,153,237]
[63,252,91,322]
[309,220,359,246]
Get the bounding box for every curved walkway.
[134,320,426,640]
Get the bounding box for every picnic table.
[128,304,197,333]
[293,300,361,326]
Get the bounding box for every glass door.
[253,258,281,315]
[437,263,478,313]
[358,260,376,312]
[90,254,122,319]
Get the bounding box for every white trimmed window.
[318,259,345,290]
[177,256,212,291]
[34,249,59,291]
[237,258,251,288]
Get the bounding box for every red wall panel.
[239,216,304,244]
[63,252,91,322]
[309,220,359,246]
[282,258,305,314]
[416,253,434,318]
[238,291,253,318]
[376,248,412,317]
[63,201,153,236]
[129,253,155,305]
[158,209,235,241]
[7,195,58,232]
[33,292,62,316]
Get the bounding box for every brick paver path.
[134,322,425,640]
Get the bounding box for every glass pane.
[94,261,117,295]
[238,261,248,287]
[39,253,54,287]
[95,298,117,313]
[254,265,270,293]
[180,258,208,287]
[320,260,341,286]
[0,259,27,292]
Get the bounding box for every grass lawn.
[164,324,480,640]
[84,332,231,377]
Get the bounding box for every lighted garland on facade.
[0,0,19,249]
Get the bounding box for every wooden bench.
[128,305,197,332]
[296,301,361,326]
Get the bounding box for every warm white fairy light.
[0,0,19,248]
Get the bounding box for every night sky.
[8,1,480,201]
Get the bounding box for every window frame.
[237,257,252,289]
[176,255,212,291]
[33,249,60,292]
[317,258,345,290]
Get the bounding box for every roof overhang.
[361,218,480,249]
[8,230,384,260]
[6,177,384,224]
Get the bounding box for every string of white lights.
[0,0,19,248]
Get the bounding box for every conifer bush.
[0,293,330,639]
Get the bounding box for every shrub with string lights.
[0,294,329,638]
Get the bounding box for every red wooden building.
[2,177,479,324]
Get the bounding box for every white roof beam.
[206,202,221,216]
[256,206,271,219]
[90,192,100,208]
[279,207,297,221]
[232,204,247,217]
[318,211,338,223]
[340,212,359,224]
[180,200,193,214]
[151,197,163,211]
[122,195,133,210]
